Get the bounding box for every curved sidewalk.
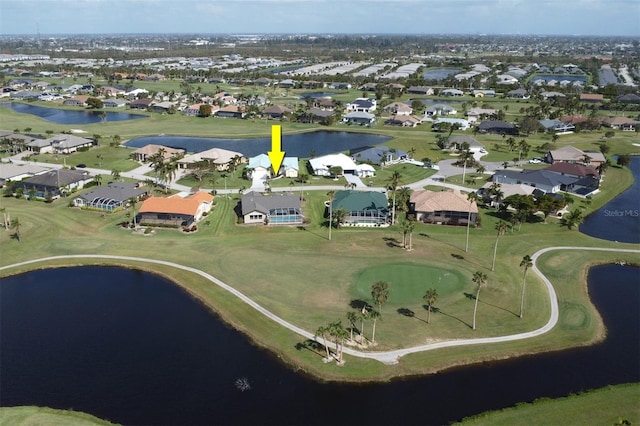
[2,247,638,365]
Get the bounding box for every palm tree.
[386,170,402,224]
[371,280,390,313]
[491,221,509,271]
[471,271,488,330]
[327,190,335,240]
[562,209,584,230]
[369,309,381,344]
[519,255,533,319]
[346,311,358,342]
[314,325,332,361]
[329,320,348,363]
[129,197,139,228]
[92,174,103,186]
[11,217,21,242]
[423,288,438,323]
[333,207,348,229]
[111,169,121,181]
[465,192,479,253]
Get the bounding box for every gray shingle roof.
[241,191,301,215]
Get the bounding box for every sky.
[0,0,639,37]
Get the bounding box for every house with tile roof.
[383,102,413,116]
[331,190,388,227]
[240,191,303,225]
[601,116,639,131]
[545,146,606,167]
[131,144,185,163]
[385,114,422,127]
[177,147,245,171]
[410,189,478,226]
[137,191,214,227]
[261,104,293,119]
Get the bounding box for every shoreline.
[2,249,638,383]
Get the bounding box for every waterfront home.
[308,153,357,176]
[343,111,375,126]
[177,148,245,171]
[131,144,185,163]
[545,146,605,167]
[240,191,303,225]
[350,146,408,165]
[410,189,478,226]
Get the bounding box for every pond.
[0,264,637,425]
[0,102,147,124]
[580,156,640,244]
[422,68,461,81]
[124,131,392,158]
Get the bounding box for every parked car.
[76,163,87,168]
[528,158,542,164]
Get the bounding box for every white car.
[528,158,542,164]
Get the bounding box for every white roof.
[309,153,357,171]
[356,163,375,172]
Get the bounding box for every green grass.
[1,99,639,383]
[456,383,640,426]
[352,262,466,305]
[0,406,118,425]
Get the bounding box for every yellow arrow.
[268,124,286,175]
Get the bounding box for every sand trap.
[70,129,87,133]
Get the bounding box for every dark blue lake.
[422,68,461,81]
[580,156,640,243]
[125,131,392,157]
[0,102,147,124]
[1,264,637,425]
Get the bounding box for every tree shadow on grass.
[295,339,325,358]
[463,292,518,317]
[383,236,402,248]
[423,304,471,328]
[398,307,428,324]
[296,225,327,240]
[350,299,372,311]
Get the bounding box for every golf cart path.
[2,247,638,365]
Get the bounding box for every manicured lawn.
[456,383,640,426]
[352,262,467,305]
[0,406,117,425]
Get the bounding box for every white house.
[308,153,357,176]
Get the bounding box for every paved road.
[3,247,637,365]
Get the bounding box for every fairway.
[352,263,467,305]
